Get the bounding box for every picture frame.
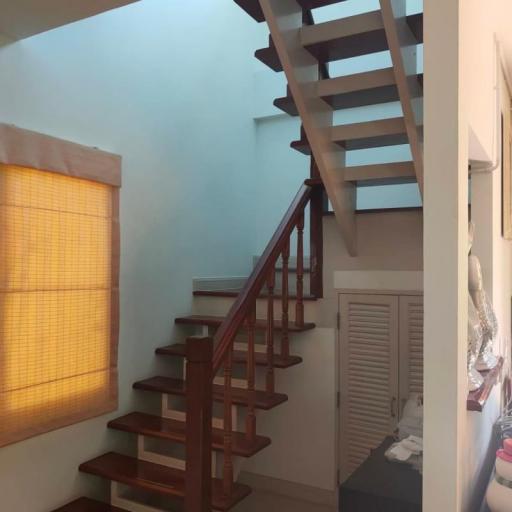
[502,92,512,239]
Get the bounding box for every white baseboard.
[238,471,337,508]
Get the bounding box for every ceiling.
[0,0,139,43]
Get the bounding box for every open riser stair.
[55,181,320,512]
[55,1,423,510]
[244,0,424,255]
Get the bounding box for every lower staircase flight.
[54,182,320,512]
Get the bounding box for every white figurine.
[469,253,499,371]
[486,439,512,512]
[467,222,486,388]
[468,296,484,391]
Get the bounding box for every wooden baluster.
[281,239,290,358]
[295,212,305,327]
[223,347,234,499]
[310,158,324,299]
[246,305,257,441]
[266,269,276,393]
[185,336,213,512]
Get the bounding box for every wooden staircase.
[54,1,423,511]
[249,0,424,256]
[54,182,321,512]
[255,11,422,71]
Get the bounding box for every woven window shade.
[0,163,119,447]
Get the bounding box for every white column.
[423,1,468,511]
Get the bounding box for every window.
[0,125,120,446]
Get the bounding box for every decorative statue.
[468,296,484,391]
[467,223,484,390]
[468,253,500,371]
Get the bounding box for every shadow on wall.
[468,422,501,512]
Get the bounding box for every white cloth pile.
[385,435,423,473]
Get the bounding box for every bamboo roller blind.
[0,163,119,447]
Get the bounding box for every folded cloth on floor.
[385,435,424,473]
[388,443,414,462]
[401,435,423,454]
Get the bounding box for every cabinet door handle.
[390,397,397,418]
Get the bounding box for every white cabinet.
[399,295,424,408]
[339,292,423,481]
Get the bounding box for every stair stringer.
[379,0,424,195]
[259,0,357,256]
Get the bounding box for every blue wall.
[0,1,425,508]
[0,1,264,509]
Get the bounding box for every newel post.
[309,157,324,298]
[185,336,213,512]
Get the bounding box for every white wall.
[466,73,512,511]
[423,2,512,511]
[241,326,338,493]
[423,2,469,511]
[0,1,265,510]
[463,3,496,161]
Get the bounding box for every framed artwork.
[502,89,512,239]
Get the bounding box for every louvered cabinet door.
[399,295,424,407]
[339,294,399,480]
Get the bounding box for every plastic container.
[487,439,512,512]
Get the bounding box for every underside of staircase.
[55,1,423,511]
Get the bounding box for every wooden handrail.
[212,183,313,373]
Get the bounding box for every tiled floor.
[232,490,337,512]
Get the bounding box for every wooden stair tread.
[274,72,423,116]
[343,162,416,185]
[324,206,423,216]
[193,289,317,301]
[133,377,288,410]
[175,315,316,332]
[355,206,423,214]
[318,67,396,95]
[156,343,303,369]
[306,163,416,187]
[79,452,251,511]
[234,0,347,23]
[52,498,128,512]
[292,133,409,154]
[300,10,384,46]
[331,117,406,141]
[256,13,422,71]
[108,412,271,457]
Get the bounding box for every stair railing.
[214,182,312,499]
[185,181,321,511]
